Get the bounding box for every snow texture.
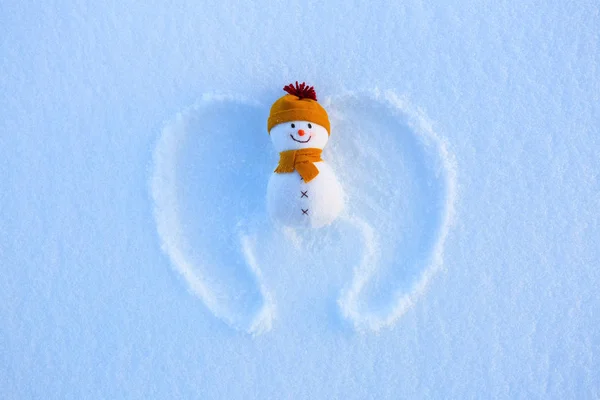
[1,0,599,399]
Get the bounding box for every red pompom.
[283,81,318,101]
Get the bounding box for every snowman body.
[267,120,344,228]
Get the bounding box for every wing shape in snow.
[151,94,274,334]
[329,91,458,331]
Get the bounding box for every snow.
[1,0,599,399]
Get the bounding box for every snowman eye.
[291,123,295,128]
[308,123,312,129]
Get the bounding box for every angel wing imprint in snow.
[327,92,457,331]
[151,91,456,334]
[151,95,274,334]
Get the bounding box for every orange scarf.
[274,148,323,183]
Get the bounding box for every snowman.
[266,82,344,228]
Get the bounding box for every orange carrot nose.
[298,129,306,136]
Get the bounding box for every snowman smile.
[290,134,311,143]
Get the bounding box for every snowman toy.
[266,82,344,228]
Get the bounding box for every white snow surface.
[1,1,599,399]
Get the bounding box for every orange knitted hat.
[267,82,330,134]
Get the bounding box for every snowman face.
[269,121,329,152]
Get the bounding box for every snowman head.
[268,82,330,152]
[269,120,329,152]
